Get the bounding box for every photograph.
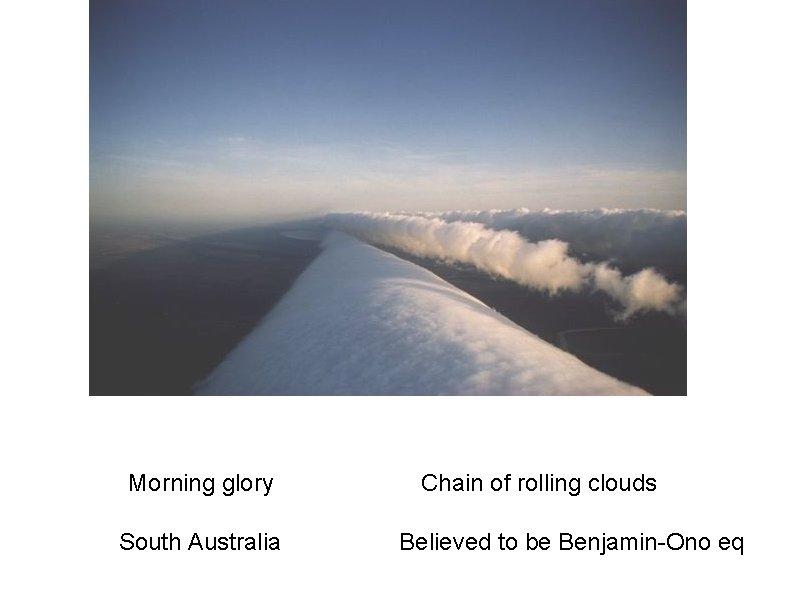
[90,0,686,395]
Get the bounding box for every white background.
[3,1,799,597]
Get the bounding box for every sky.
[90,0,686,225]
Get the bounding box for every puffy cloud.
[593,264,683,320]
[328,211,684,319]
[426,207,687,277]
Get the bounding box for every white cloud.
[196,232,646,395]
[328,212,684,319]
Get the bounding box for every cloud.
[593,264,683,320]
[196,232,646,395]
[425,207,687,277]
[327,211,684,319]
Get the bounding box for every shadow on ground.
[90,221,323,395]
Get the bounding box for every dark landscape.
[91,222,686,395]
[90,223,321,395]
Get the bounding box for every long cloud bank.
[327,212,684,320]
[197,232,646,395]
[426,208,687,279]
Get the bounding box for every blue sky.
[91,0,686,224]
